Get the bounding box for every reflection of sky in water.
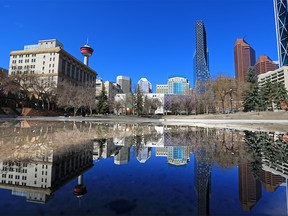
[0,121,286,216]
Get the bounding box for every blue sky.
[0,0,277,92]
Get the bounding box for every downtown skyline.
[0,0,278,92]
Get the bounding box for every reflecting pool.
[0,120,287,216]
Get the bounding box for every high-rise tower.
[234,39,256,82]
[254,55,277,75]
[274,0,288,67]
[80,42,94,66]
[194,21,210,92]
[117,76,132,94]
[137,78,152,93]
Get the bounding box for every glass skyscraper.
[274,0,288,67]
[167,76,190,95]
[137,78,152,93]
[194,21,210,92]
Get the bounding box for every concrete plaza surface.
[1,111,288,132]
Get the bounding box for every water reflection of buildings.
[0,143,93,204]
[136,147,152,163]
[2,121,288,212]
[243,131,288,213]
[0,121,94,204]
[194,148,213,216]
[238,161,262,211]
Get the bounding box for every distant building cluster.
[232,0,288,91]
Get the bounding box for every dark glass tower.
[194,21,210,93]
[274,0,288,66]
[194,148,212,216]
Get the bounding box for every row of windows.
[12,53,56,60]
[12,59,37,64]
[1,180,27,186]
[3,162,24,166]
[12,65,36,70]
[10,70,35,75]
[2,174,27,180]
[12,54,37,58]
[2,167,28,173]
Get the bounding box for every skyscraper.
[194,21,210,92]
[116,76,132,94]
[274,0,288,67]
[167,77,190,95]
[254,55,277,75]
[137,78,152,93]
[234,39,256,82]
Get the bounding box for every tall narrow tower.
[274,0,288,67]
[194,21,210,93]
[80,43,94,66]
[234,39,256,82]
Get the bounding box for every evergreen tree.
[97,86,109,114]
[260,80,288,110]
[242,67,264,111]
[135,85,143,116]
[246,67,257,84]
[274,82,288,109]
[243,85,261,111]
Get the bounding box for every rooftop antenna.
[86,37,89,45]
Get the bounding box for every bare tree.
[114,98,125,115]
[56,80,85,115]
[195,81,214,114]
[83,86,96,115]
[143,97,161,115]
[170,97,181,115]
[180,95,196,115]
[212,76,231,113]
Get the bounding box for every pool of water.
[0,120,287,216]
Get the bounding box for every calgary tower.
[80,41,94,66]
